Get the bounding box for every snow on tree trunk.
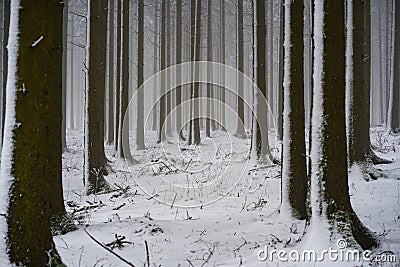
[305,0,377,250]
[1,0,65,264]
[281,0,308,220]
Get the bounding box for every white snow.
[30,35,44,48]
[53,126,400,266]
[280,0,293,219]
[0,0,21,265]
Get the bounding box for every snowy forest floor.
[54,127,400,266]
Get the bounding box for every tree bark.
[281,0,307,220]
[220,0,226,131]
[176,0,185,140]
[86,0,110,194]
[389,0,400,132]
[114,0,122,152]
[277,0,284,141]
[192,0,201,145]
[348,0,391,166]
[118,0,133,161]
[255,0,271,161]
[152,0,159,132]
[4,0,65,264]
[107,0,115,145]
[310,0,377,249]
[61,0,67,151]
[157,0,167,143]
[136,0,145,150]
[236,0,246,138]
[206,0,212,138]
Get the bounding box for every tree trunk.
[114,0,122,152]
[389,0,400,132]
[157,0,167,143]
[118,0,133,161]
[152,0,159,132]
[348,0,391,166]
[281,0,307,220]
[69,12,75,130]
[136,0,145,150]
[192,0,201,145]
[176,0,185,140]
[277,0,284,141]
[206,0,212,138]
[86,0,110,194]
[255,0,271,161]
[61,0,67,151]
[220,0,226,131]
[107,0,115,145]
[309,0,377,250]
[236,0,246,138]
[166,0,172,137]
[2,0,65,264]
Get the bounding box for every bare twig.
[83,228,135,267]
[145,240,150,267]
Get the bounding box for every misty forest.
[0,0,399,266]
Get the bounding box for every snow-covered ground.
[55,128,400,266]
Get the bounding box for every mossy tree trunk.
[86,0,110,195]
[310,0,377,250]
[5,0,65,265]
[281,0,307,220]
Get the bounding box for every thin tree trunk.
[107,0,115,144]
[114,0,122,152]
[62,0,68,151]
[157,0,167,143]
[192,0,201,145]
[136,0,145,150]
[236,0,246,138]
[176,0,185,140]
[277,0,284,141]
[220,0,226,131]
[69,13,75,130]
[206,0,212,138]
[152,0,158,132]
[255,0,271,161]
[118,0,133,160]
[389,0,400,133]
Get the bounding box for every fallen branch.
[145,240,150,267]
[84,228,135,267]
